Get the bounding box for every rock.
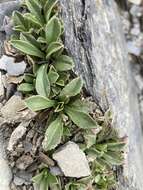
[7,121,29,151]
[14,171,32,186]
[1,95,36,123]
[130,5,143,17]
[0,55,26,76]
[53,141,91,178]
[16,155,33,170]
[0,72,4,97]
[128,0,142,5]
[50,166,63,176]
[127,40,142,56]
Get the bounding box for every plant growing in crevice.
[10,0,126,189]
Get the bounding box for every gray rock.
[127,41,142,56]
[130,5,143,17]
[1,95,36,123]
[50,166,63,176]
[0,55,26,76]
[7,121,29,151]
[53,141,91,178]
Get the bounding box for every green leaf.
[48,66,59,84]
[32,171,43,184]
[18,83,34,92]
[12,11,27,30]
[10,40,45,58]
[43,116,63,151]
[46,42,64,59]
[106,141,126,151]
[37,37,47,44]
[84,130,97,148]
[44,0,58,22]
[59,77,83,98]
[24,13,42,27]
[45,16,61,44]
[25,95,55,111]
[36,64,50,97]
[25,0,44,24]
[54,55,74,71]
[68,99,89,113]
[65,106,98,129]
[20,33,40,48]
[102,152,124,166]
[24,73,35,83]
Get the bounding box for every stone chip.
[53,141,91,178]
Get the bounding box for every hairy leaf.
[59,77,83,98]
[20,33,40,48]
[25,95,55,111]
[12,11,27,30]
[43,116,63,151]
[103,152,124,166]
[11,40,45,58]
[45,16,61,44]
[48,66,59,84]
[46,42,64,59]
[65,106,98,129]
[18,83,34,92]
[24,13,42,27]
[25,0,44,24]
[44,0,58,22]
[54,55,74,71]
[36,64,50,97]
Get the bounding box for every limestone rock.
[0,55,26,76]
[53,141,91,178]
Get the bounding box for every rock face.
[60,0,143,189]
[53,141,91,178]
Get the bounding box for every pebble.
[53,141,91,178]
[128,0,142,5]
[16,155,33,170]
[0,72,4,97]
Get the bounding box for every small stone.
[13,176,25,186]
[50,166,63,176]
[0,72,4,97]
[130,5,143,17]
[1,95,36,123]
[7,121,29,151]
[128,0,142,5]
[0,55,26,76]
[127,41,142,56]
[16,155,33,170]
[53,141,91,178]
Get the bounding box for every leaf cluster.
[10,0,126,190]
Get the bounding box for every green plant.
[10,0,126,189]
